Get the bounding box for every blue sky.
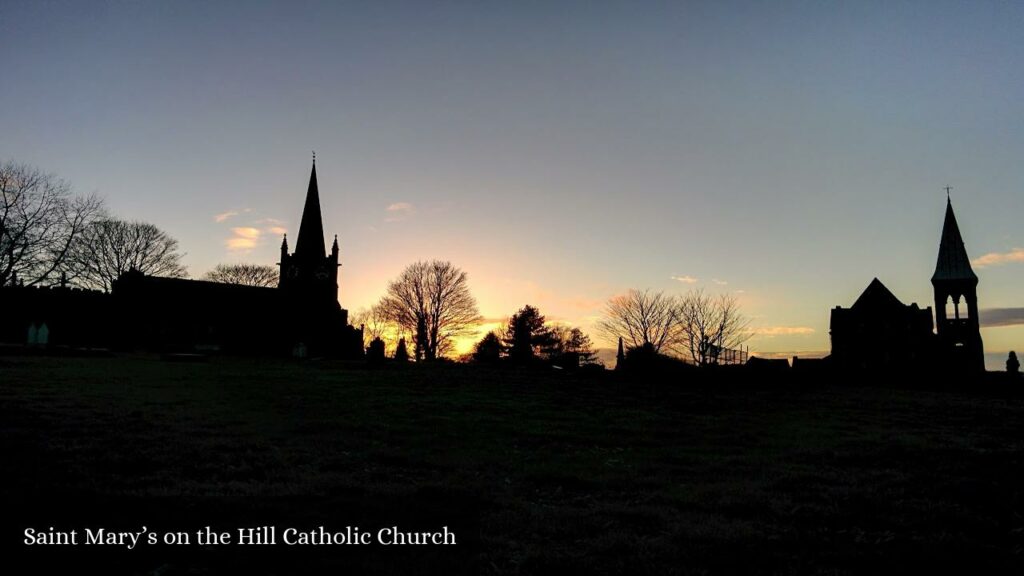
[2,1,1022,364]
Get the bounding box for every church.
[1,160,364,358]
[829,196,985,373]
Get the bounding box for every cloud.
[478,317,509,325]
[214,210,239,223]
[385,202,415,222]
[749,326,816,337]
[231,227,261,239]
[225,227,262,251]
[567,296,604,311]
[671,275,698,284]
[980,308,1024,328]
[267,226,287,235]
[973,248,1024,268]
[712,278,728,285]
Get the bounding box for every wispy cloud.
[251,218,287,237]
[479,317,509,325]
[567,296,604,311]
[712,278,728,285]
[214,210,239,223]
[973,248,1024,268]
[980,308,1024,328]
[749,326,816,337]
[671,275,698,284]
[385,202,416,222]
[226,227,262,251]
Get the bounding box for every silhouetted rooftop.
[851,278,907,311]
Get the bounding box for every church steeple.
[931,194,984,372]
[294,160,326,259]
[278,157,341,309]
[932,196,977,282]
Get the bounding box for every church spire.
[932,195,977,282]
[294,159,326,259]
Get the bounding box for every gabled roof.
[932,197,977,282]
[294,162,326,259]
[851,278,906,311]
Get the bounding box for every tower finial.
[312,150,316,165]
[944,185,952,202]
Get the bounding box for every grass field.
[2,355,1024,574]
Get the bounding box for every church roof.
[294,161,326,259]
[851,278,906,311]
[932,197,977,282]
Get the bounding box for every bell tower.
[931,193,984,372]
[278,156,340,308]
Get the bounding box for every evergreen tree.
[503,305,556,364]
[367,337,386,363]
[473,332,503,363]
[394,338,409,362]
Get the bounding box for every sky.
[2,1,1023,366]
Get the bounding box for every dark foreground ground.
[2,355,1023,575]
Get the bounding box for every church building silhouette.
[829,196,985,373]
[0,160,363,357]
[111,159,363,356]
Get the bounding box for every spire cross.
[944,185,952,199]
[312,150,316,165]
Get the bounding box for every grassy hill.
[2,355,1023,574]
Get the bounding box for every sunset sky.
[3,1,1022,366]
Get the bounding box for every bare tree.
[351,303,408,354]
[205,263,278,287]
[597,289,682,353]
[378,260,482,361]
[69,219,188,291]
[0,161,104,287]
[677,289,750,366]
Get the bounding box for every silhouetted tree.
[1008,351,1020,375]
[473,332,503,363]
[0,161,104,287]
[367,337,386,363]
[352,304,403,354]
[379,260,481,361]
[204,263,278,287]
[549,326,598,367]
[394,338,409,362]
[597,289,682,354]
[678,289,750,366]
[415,315,429,361]
[68,219,187,291]
[503,305,557,363]
[621,341,696,374]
